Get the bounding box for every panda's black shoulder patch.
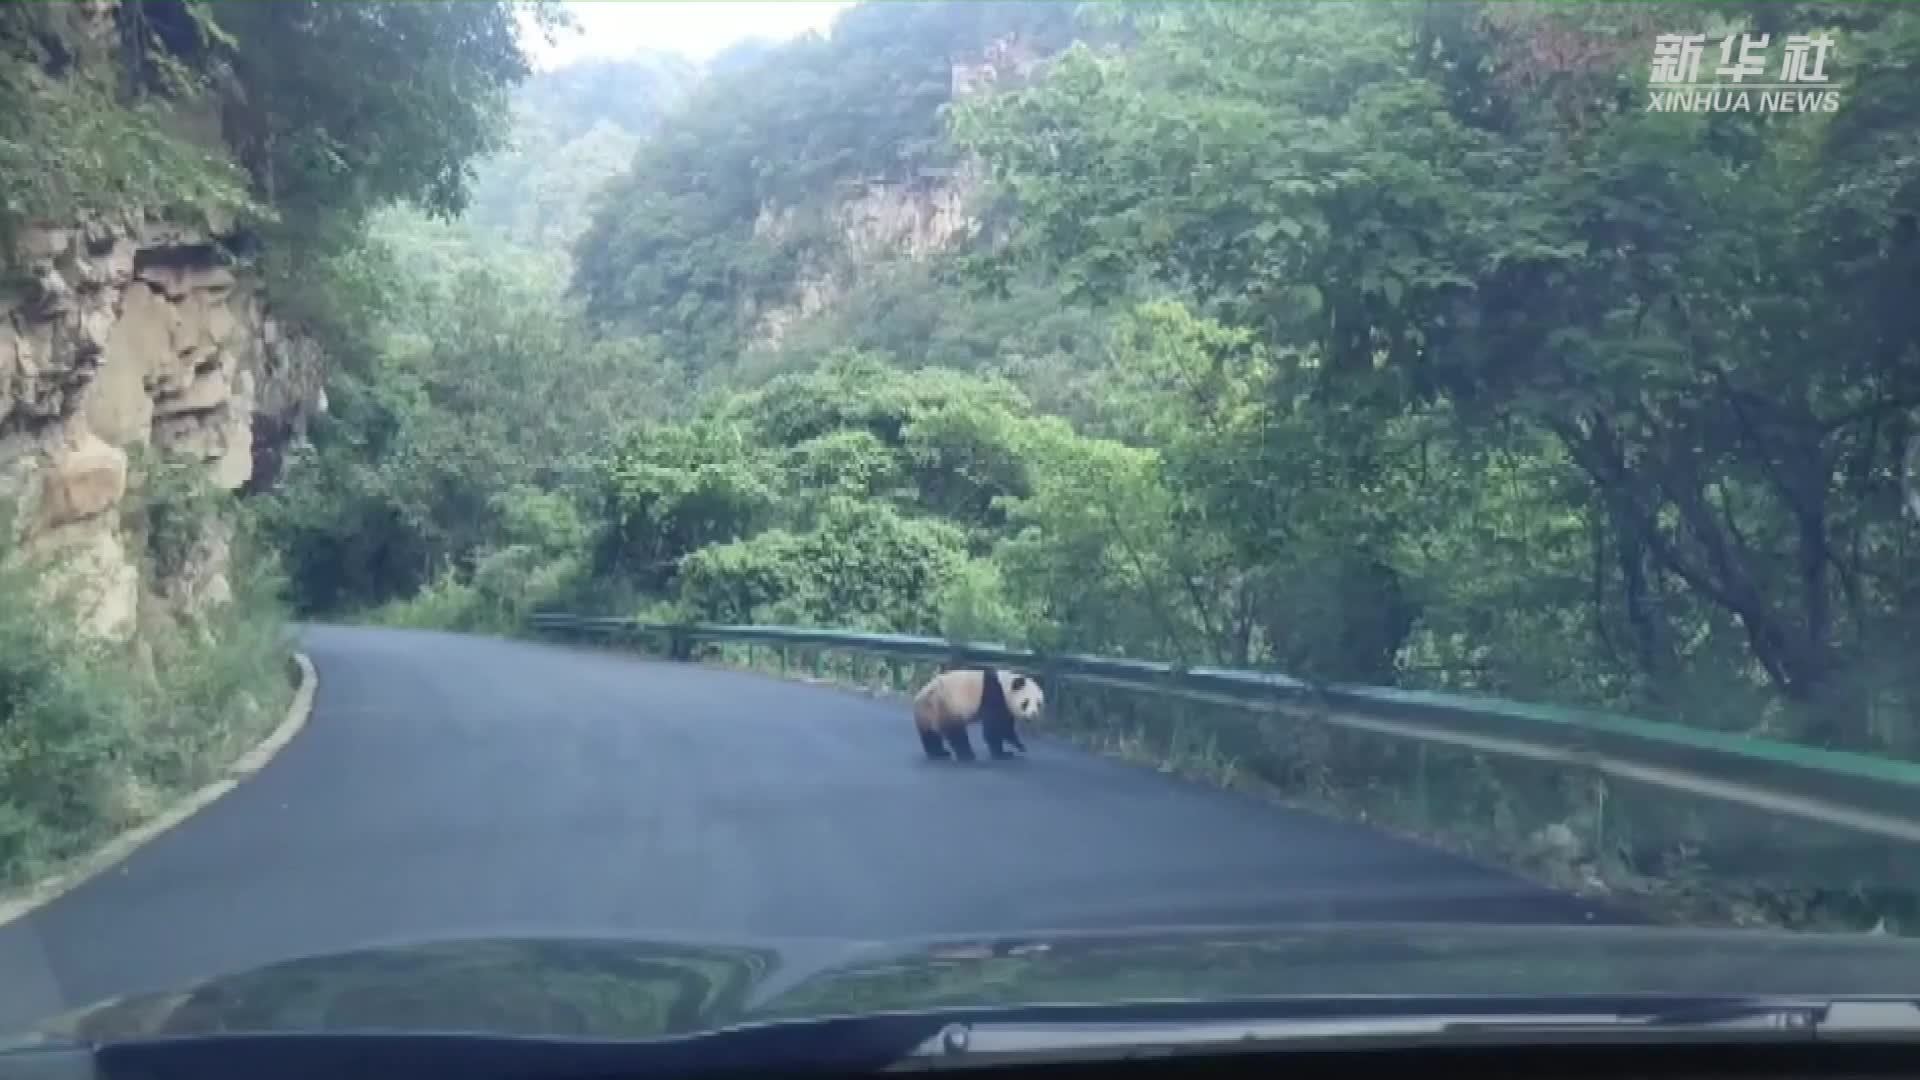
[975,664,1021,737]
[974,668,1022,758]
[975,666,1013,725]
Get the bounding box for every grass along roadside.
[0,527,298,897]
[0,654,313,929]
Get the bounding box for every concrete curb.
[0,652,319,929]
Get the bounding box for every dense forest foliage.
[954,1,1920,750]
[257,47,695,618]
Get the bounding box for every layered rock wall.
[1,212,322,640]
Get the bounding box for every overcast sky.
[524,1,854,68]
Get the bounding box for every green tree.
[955,0,1920,745]
[677,497,971,632]
[211,0,544,225]
[595,419,783,596]
[263,210,671,614]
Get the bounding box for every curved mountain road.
[0,625,1626,1027]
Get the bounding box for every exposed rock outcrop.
[1,211,324,641]
[949,33,1047,99]
[742,35,1045,352]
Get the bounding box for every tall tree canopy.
[954,0,1920,744]
[211,0,539,227]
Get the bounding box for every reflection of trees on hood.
[1907,436,1920,523]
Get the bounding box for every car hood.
[18,922,1920,1045]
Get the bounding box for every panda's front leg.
[943,725,977,762]
[984,716,1022,759]
[984,728,1011,760]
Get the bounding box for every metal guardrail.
[527,613,1920,845]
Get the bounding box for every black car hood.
[18,922,1920,1045]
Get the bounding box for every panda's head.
[1002,672,1046,721]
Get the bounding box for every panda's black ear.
[1011,676,1028,691]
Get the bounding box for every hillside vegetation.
[243,0,1920,928]
[466,51,698,252]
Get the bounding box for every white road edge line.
[0,652,319,929]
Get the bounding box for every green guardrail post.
[668,627,693,663]
[1589,771,1609,861]
[1042,656,1064,724]
[1413,743,1431,829]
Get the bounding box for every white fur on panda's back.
[912,668,1042,732]
[913,669,987,732]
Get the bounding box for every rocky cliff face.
[743,34,1045,352]
[747,166,984,349]
[0,212,323,641]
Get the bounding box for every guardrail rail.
[527,613,1920,847]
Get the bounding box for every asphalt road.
[0,625,1626,1028]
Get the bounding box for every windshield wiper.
[893,1000,1920,1067]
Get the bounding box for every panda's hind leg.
[943,726,977,761]
[919,728,951,760]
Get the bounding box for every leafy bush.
[126,448,222,581]
[364,567,487,632]
[0,506,292,891]
[137,520,295,792]
[364,545,591,635]
[934,559,1028,645]
[675,497,970,633]
[0,556,140,883]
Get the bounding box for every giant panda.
[912,667,1045,762]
